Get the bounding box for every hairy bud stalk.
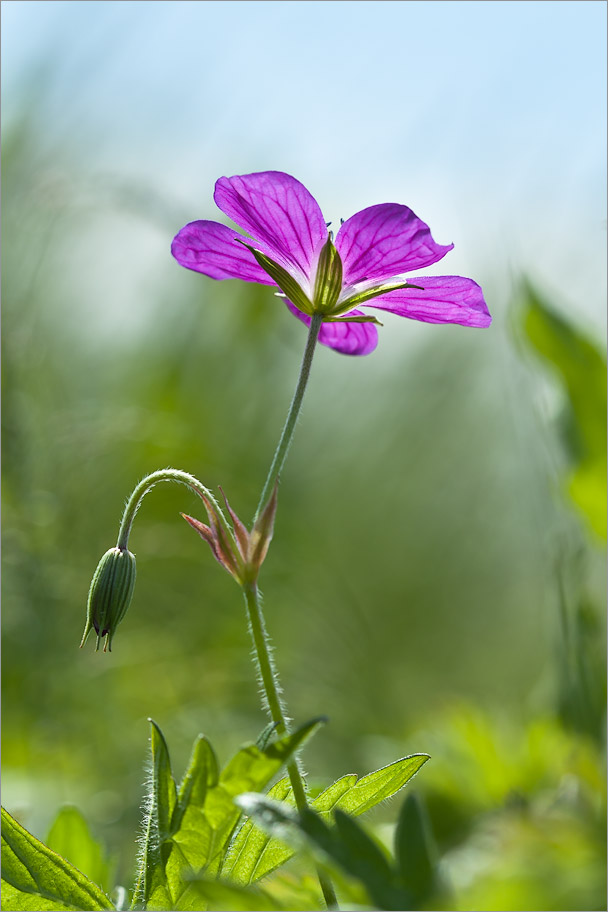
[82,469,236,653]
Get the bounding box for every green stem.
[254,313,323,520]
[244,317,338,908]
[116,468,231,551]
[243,583,337,910]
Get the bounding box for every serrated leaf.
[1,807,114,911]
[222,778,294,884]
[46,805,112,894]
[200,717,324,877]
[169,734,219,873]
[131,718,322,910]
[332,754,429,815]
[224,754,428,884]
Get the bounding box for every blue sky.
[2,0,606,333]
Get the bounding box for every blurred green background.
[2,2,606,909]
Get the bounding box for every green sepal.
[1,807,114,911]
[312,236,343,314]
[324,315,383,325]
[333,280,425,314]
[236,241,313,316]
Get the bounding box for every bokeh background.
[2,2,606,909]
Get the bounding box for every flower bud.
[181,484,278,586]
[80,547,137,652]
[246,483,278,581]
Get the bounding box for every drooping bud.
[312,235,343,315]
[81,547,137,652]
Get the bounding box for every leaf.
[169,734,219,873]
[1,806,114,911]
[255,722,280,751]
[131,719,178,911]
[176,877,285,911]
[235,795,412,910]
[394,792,437,905]
[221,778,294,885]
[189,717,324,877]
[224,754,429,884]
[132,718,322,910]
[518,283,607,538]
[327,753,429,816]
[46,805,112,894]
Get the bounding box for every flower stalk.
[244,314,338,909]
[243,578,337,909]
[116,468,232,552]
[254,312,323,521]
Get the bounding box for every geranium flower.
[171,171,491,355]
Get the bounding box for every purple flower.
[172,171,491,356]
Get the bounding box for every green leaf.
[224,754,429,884]
[1,807,114,911]
[196,717,324,877]
[518,283,607,538]
[221,778,294,885]
[175,877,285,911]
[235,795,412,910]
[131,719,178,911]
[394,792,437,904]
[46,805,112,894]
[132,718,322,910]
[255,722,280,751]
[327,753,429,816]
[170,734,219,871]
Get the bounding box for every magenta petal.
[214,172,328,278]
[285,300,378,356]
[363,276,492,328]
[171,220,276,284]
[335,203,453,286]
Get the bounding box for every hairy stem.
[116,468,232,552]
[243,583,337,909]
[245,317,338,908]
